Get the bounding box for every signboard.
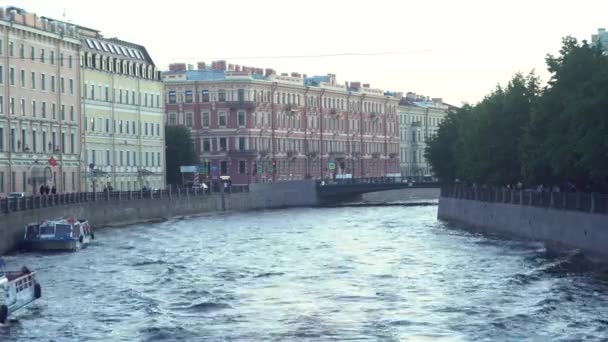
[328,162,336,170]
[210,165,219,180]
[267,164,273,173]
[180,165,197,173]
[194,173,200,184]
[257,164,263,174]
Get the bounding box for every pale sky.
[6,0,606,105]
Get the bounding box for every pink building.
[163,62,400,185]
[0,7,82,195]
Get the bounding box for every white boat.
[0,259,42,323]
[23,218,94,251]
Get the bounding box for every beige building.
[398,93,451,181]
[0,7,81,195]
[79,30,164,191]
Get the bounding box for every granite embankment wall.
[0,180,318,255]
[438,196,608,260]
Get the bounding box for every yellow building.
[79,28,164,191]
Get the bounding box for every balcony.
[286,150,298,159]
[371,152,382,159]
[226,101,256,110]
[228,149,257,158]
[389,152,399,159]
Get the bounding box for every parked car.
[7,192,25,199]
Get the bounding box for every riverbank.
[0,180,318,255]
[438,186,608,260]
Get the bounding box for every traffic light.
[252,161,257,175]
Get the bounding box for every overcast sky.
[6,0,606,105]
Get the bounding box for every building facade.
[163,62,400,185]
[398,93,450,181]
[79,30,164,191]
[0,7,81,196]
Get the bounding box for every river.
[1,205,607,341]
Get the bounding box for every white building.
[398,92,451,181]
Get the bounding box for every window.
[151,153,155,166]
[202,112,210,127]
[61,133,65,153]
[21,129,26,151]
[10,128,15,151]
[91,85,95,100]
[8,41,13,56]
[145,152,149,166]
[0,172,3,193]
[202,90,209,102]
[125,90,129,104]
[31,72,36,89]
[60,53,64,67]
[105,118,110,132]
[203,138,211,152]
[52,132,56,151]
[20,69,25,87]
[238,137,246,151]
[238,111,246,127]
[120,151,124,166]
[106,150,110,166]
[40,49,45,63]
[30,46,34,61]
[42,102,46,118]
[169,113,177,125]
[9,97,14,115]
[218,89,226,102]
[32,101,36,117]
[185,90,193,103]
[32,131,36,152]
[42,131,46,152]
[156,95,160,108]
[70,133,75,154]
[50,51,55,64]
[238,89,245,102]
[70,106,74,121]
[9,67,14,85]
[132,122,136,135]
[20,99,25,115]
[186,113,193,127]
[51,75,56,92]
[218,111,227,126]
[219,137,227,151]
[220,161,228,175]
[156,124,160,136]
[119,120,123,134]
[61,105,65,120]
[145,123,148,135]
[0,96,2,114]
[126,150,130,166]
[118,89,122,103]
[157,152,161,166]
[0,128,3,151]
[52,103,56,119]
[168,91,176,104]
[105,86,109,101]
[0,66,3,84]
[69,55,73,68]
[41,74,46,90]
[239,160,246,174]
[126,120,130,134]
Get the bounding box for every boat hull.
[22,239,82,251]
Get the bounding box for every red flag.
[48,156,58,167]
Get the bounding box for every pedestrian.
[39,185,45,195]
[45,185,50,195]
[51,185,57,195]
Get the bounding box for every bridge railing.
[0,184,250,214]
[318,177,416,186]
[441,184,608,214]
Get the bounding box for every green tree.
[165,125,197,185]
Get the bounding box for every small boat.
[0,259,42,323]
[23,218,94,251]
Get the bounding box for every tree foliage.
[165,125,197,186]
[426,37,608,191]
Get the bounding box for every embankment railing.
[441,184,608,214]
[0,185,250,214]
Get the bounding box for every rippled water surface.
[1,206,608,341]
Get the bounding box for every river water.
[1,205,607,341]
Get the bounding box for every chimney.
[265,68,275,76]
[235,65,241,72]
[350,82,361,89]
[214,60,226,71]
[187,64,194,71]
[197,62,206,70]
[228,63,234,70]
[363,83,370,88]
[169,63,186,72]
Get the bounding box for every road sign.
[210,165,219,180]
[180,165,197,173]
[257,164,263,174]
[328,162,336,170]
[268,164,273,172]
